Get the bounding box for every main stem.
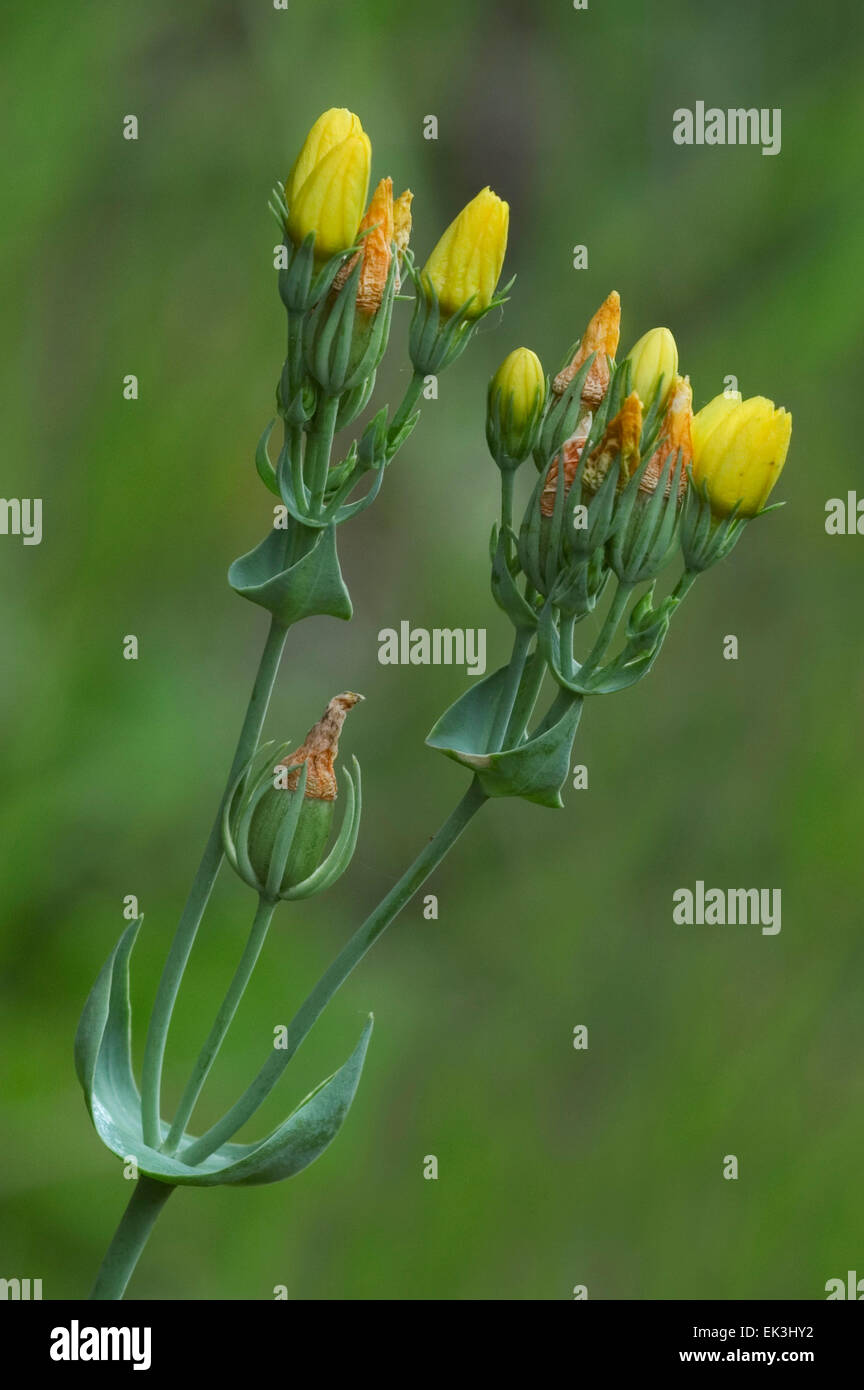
[182,777,488,1165]
[139,616,288,1149]
[161,897,276,1154]
[89,1177,174,1301]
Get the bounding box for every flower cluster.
[427,293,791,806]
[230,107,511,632]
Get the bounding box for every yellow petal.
[285,108,365,207]
[286,133,371,259]
[691,390,742,458]
[695,395,791,517]
[625,327,679,408]
[423,187,509,318]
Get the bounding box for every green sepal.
[608,451,684,584]
[385,406,421,458]
[426,666,582,808]
[404,253,514,376]
[75,917,373,1187]
[566,456,622,561]
[304,253,398,396]
[277,231,357,316]
[283,758,363,901]
[277,379,317,429]
[533,353,594,469]
[680,472,747,572]
[550,547,610,622]
[335,372,376,431]
[228,524,352,625]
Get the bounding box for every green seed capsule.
[248,788,334,894]
[225,691,363,901]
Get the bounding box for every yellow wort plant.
[77,113,789,1299]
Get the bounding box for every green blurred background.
[2,0,863,1300]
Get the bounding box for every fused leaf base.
[75,920,372,1188]
[426,664,583,808]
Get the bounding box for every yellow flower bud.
[285,108,364,208]
[690,389,741,457]
[286,133,371,259]
[625,327,679,408]
[422,187,509,318]
[692,393,791,517]
[488,347,545,465]
[491,347,545,424]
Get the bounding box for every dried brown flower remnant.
[640,375,693,499]
[540,421,592,517]
[279,692,364,800]
[333,178,394,315]
[582,391,643,493]
[553,291,621,407]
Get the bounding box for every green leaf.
[228,525,352,625]
[74,917,141,1111]
[426,667,583,808]
[213,1016,373,1186]
[75,922,374,1188]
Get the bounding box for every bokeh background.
[2,0,863,1300]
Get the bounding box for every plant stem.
[181,777,488,1165]
[389,369,425,437]
[580,579,634,676]
[307,395,340,515]
[89,1177,174,1301]
[161,897,277,1155]
[488,628,532,753]
[500,470,515,534]
[140,616,288,1149]
[673,569,697,602]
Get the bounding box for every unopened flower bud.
[692,393,791,517]
[285,108,365,208]
[287,133,371,260]
[422,187,509,318]
[487,347,546,468]
[691,389,741,456]
[553,290,621,407]
[625,327,678,409]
